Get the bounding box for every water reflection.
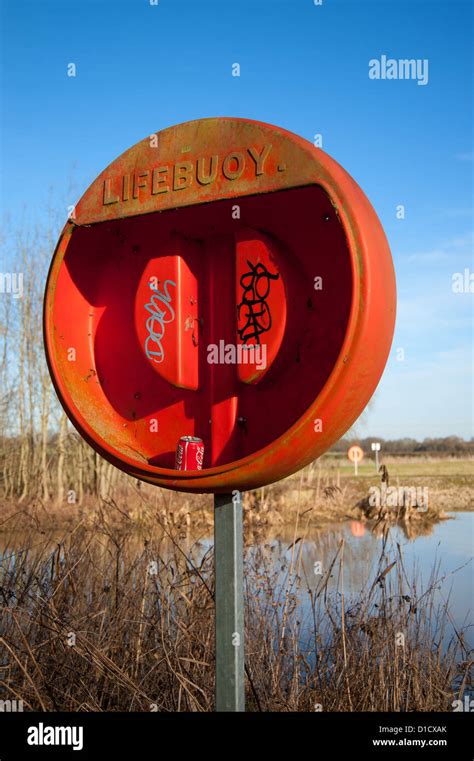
[250,513,473,642]
[1,513,472,638]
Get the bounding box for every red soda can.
[175,436,204,470]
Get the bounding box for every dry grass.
[2,456,469,537]
[0,490,471,712]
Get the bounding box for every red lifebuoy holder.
[44,118,396,493]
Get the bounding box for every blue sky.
[1,0,472,439]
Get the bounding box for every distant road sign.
[348,445,364,475]
[348,445,364,463]
[371,441,381,470]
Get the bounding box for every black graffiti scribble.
[237,260,279,345]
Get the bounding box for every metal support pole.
[375,449,379,472]
[214,492,245,712]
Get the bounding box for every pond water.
[189,512,473,647]
[1,513,472,643]
[271,512,472,633]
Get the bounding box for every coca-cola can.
[175,436,204,471]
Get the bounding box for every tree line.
[331,436,474,455]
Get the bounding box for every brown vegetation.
[0,497,471,712]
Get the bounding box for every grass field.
[320,456,474,479]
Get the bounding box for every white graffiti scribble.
[144,279,176,364]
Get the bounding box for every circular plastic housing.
[44,117,396,493]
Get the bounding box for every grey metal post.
[214,492,245,711]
